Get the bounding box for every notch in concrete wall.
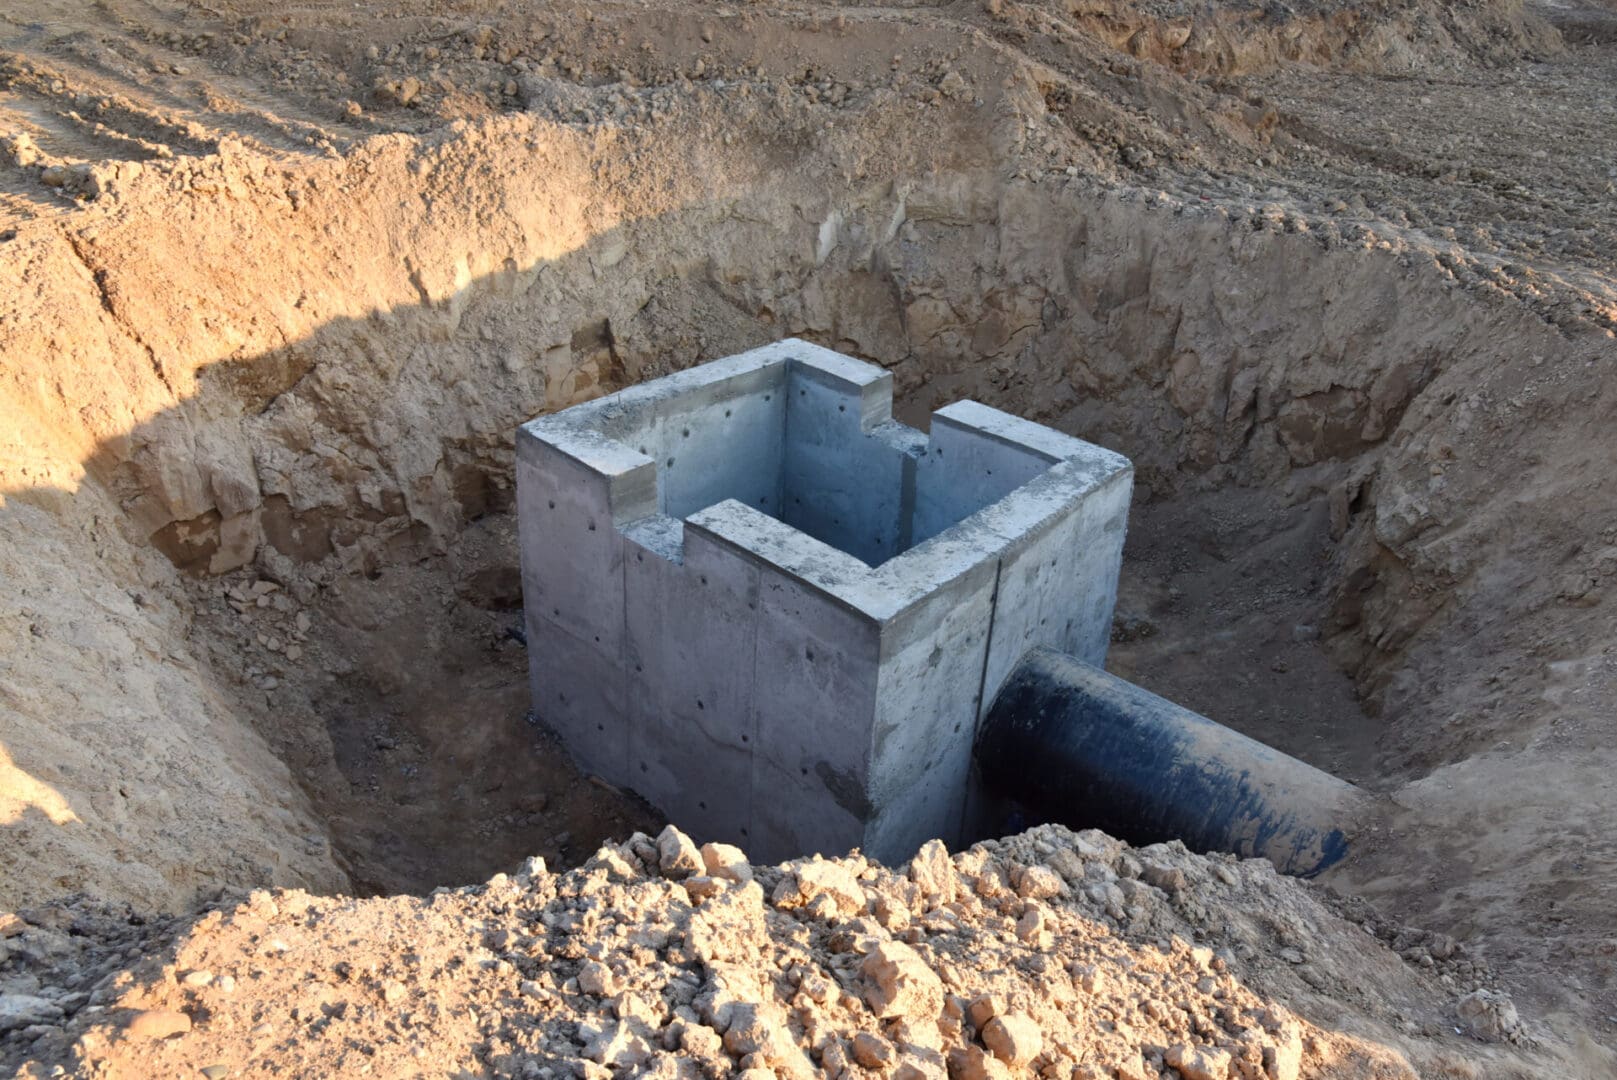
[517,339,1132,865]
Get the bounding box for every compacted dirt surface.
[3,0,1617,1075]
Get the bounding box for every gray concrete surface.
[517,339,1132,864]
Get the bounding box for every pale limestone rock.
[850,1031,895,1069]
[656,825,703,879]
[982,1012,1042,1066]
[1166,1042,1233,1080]
[967,993,1006,1031]
[860,941,944,1020]
[124,1009,192,1040]
[907,839,957,905]
[947,1044,1012,1080]
[577,959,619,996]
[701,842,753,883]
[1015,864,1063,900]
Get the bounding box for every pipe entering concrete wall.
[976,647,1374,877]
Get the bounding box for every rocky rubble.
[1,825,1542,1079]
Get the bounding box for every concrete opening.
[518,340,1132,865]
[553,342,1085,569]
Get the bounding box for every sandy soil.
[0,826,1565,1078]
[3,0,1617,1075]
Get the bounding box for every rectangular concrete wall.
[779,360,913,567]
[911,406,1060,547]
[519,340,1132,866]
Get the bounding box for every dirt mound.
[0,826,1551,1079]
[3,0,1617,1075]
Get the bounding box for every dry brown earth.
[3,0,1617,1075]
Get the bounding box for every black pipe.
[976,648,1371,877]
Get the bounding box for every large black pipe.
[976,648,1372,877]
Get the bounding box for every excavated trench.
[1,90,1605,929]
[5,1,1617,1059]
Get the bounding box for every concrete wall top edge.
[689,494,1013,626]
[868,420,930,460]
[524,353,788,447]
[781,349,895,432]
[772,338,890,390]
[516,423,652,485]
[685,500,887,625]
[520,336,896,452]
[620,514,685,564]
[519,345,1130,625]
[932,400,1130,473]
[965,458,1134,548]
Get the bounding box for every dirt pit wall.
[0,94,1575,903]
[3,0,1617,1058]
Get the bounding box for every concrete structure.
[517,340,1132,865]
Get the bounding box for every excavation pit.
[518,340,1132,864]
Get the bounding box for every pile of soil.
[0,826,1550,1078]
[3,0,1617,1075]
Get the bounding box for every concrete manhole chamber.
[519,340,1364,872]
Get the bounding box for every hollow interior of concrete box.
[598,359,1059,567]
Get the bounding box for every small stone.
[1015,905,1053,949]
[181,970,214,988]
[894,1062,946,1080]
[578,960,618,996]
[967,994,1006,1030]
[250,1023,274,1037]
[1015,865,1063,900]
[947,1044,1011,1080]
[655,824,703,879]
[981,1013,1041,1066]
[860,941,944,1020]
[720,1002,782,1057]
[0,993,62,1033]
[700,842,752,883]
[581,1019,651,1068]
[907,839,957,904]
[125,1009,192,1040]
[683,876,725,902]
[200,1067,230,1079]
[1140,861,1187,894]
[1456,989,1520,1042]
[1165,1042,1232,1080]
[850,1031,895,1069]
[779,858,865,915]
[216,974,235,993]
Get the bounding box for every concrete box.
[517,339,1132,864]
